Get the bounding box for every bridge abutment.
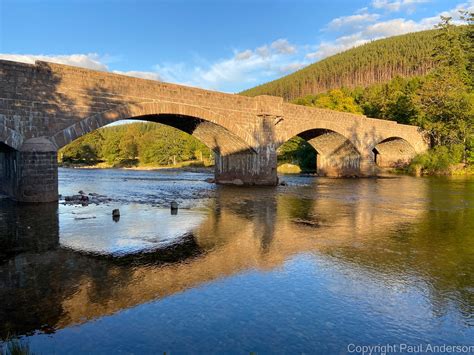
[0,138,58,203]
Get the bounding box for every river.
[0,168,473,354]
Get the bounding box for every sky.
[0,0,472,93]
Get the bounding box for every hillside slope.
[241,29,440,100]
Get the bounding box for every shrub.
[408,145,465,175]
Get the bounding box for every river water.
[0,168,473,354]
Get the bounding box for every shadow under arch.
[278,128,362,177]
[0,142,19,197]
[0,124,23,151]
[51,102,256,156]
[372,136,416,168]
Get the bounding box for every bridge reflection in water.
[0,176,473,341]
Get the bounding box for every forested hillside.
[241,29,443,100]
[59,122,213,168]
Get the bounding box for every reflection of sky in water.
[59,204,207,255]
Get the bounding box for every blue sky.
[0,0,472,92]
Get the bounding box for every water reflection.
[0,174,473,349]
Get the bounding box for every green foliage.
[293,89,363,114]
[277,137,316,172]
[59,122,212,167]
[408,145,464,175]
[355,76,422,124]
[59,130,103,164]
[433,16,470,84]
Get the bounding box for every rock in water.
[232,179,244,186]
[171,201,179,215]
[112,209,120,217]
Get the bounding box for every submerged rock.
[65,195,89,204]
[63,191,112,205]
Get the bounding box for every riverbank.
[59,160,214,173]
[388,163,474,176]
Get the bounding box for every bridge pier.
[316,154,361,177]
[215,148,278,186]
[0,138,58,203]
[316,152,378,177]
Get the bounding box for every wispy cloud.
[327,13,380,30]
[0,53,109,71]
[112,70,162,81]
[306,1,473,61]
[0,53,163,82]
[152,38,304,92]
[371,0,430,13]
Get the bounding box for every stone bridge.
[0,60,428,202]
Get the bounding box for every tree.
[293,89,363,114]
[432,16,469,84]
[414,14,473,160]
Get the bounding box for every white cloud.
[235,49,253,61]
[306,34,370,60]
[419,1,474,27]
[256,45,271,58]
[0,53,163,82]
[112,70,162,81]
[371,0,430,13]
[270,39,297,54]
[328,13,380,30]
[306,1,473,61]
[152,38,303,92]
[278,62,307,74]
[0,53,109,71]
[363,18,423,37]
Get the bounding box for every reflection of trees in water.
[313,178,474,325]
[0,177,472,338]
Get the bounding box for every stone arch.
[279,128,362,177]
[51,102,256,155]
[372,137,417,168]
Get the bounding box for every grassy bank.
[59,159,214,172]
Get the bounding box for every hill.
[240,29,441,100]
